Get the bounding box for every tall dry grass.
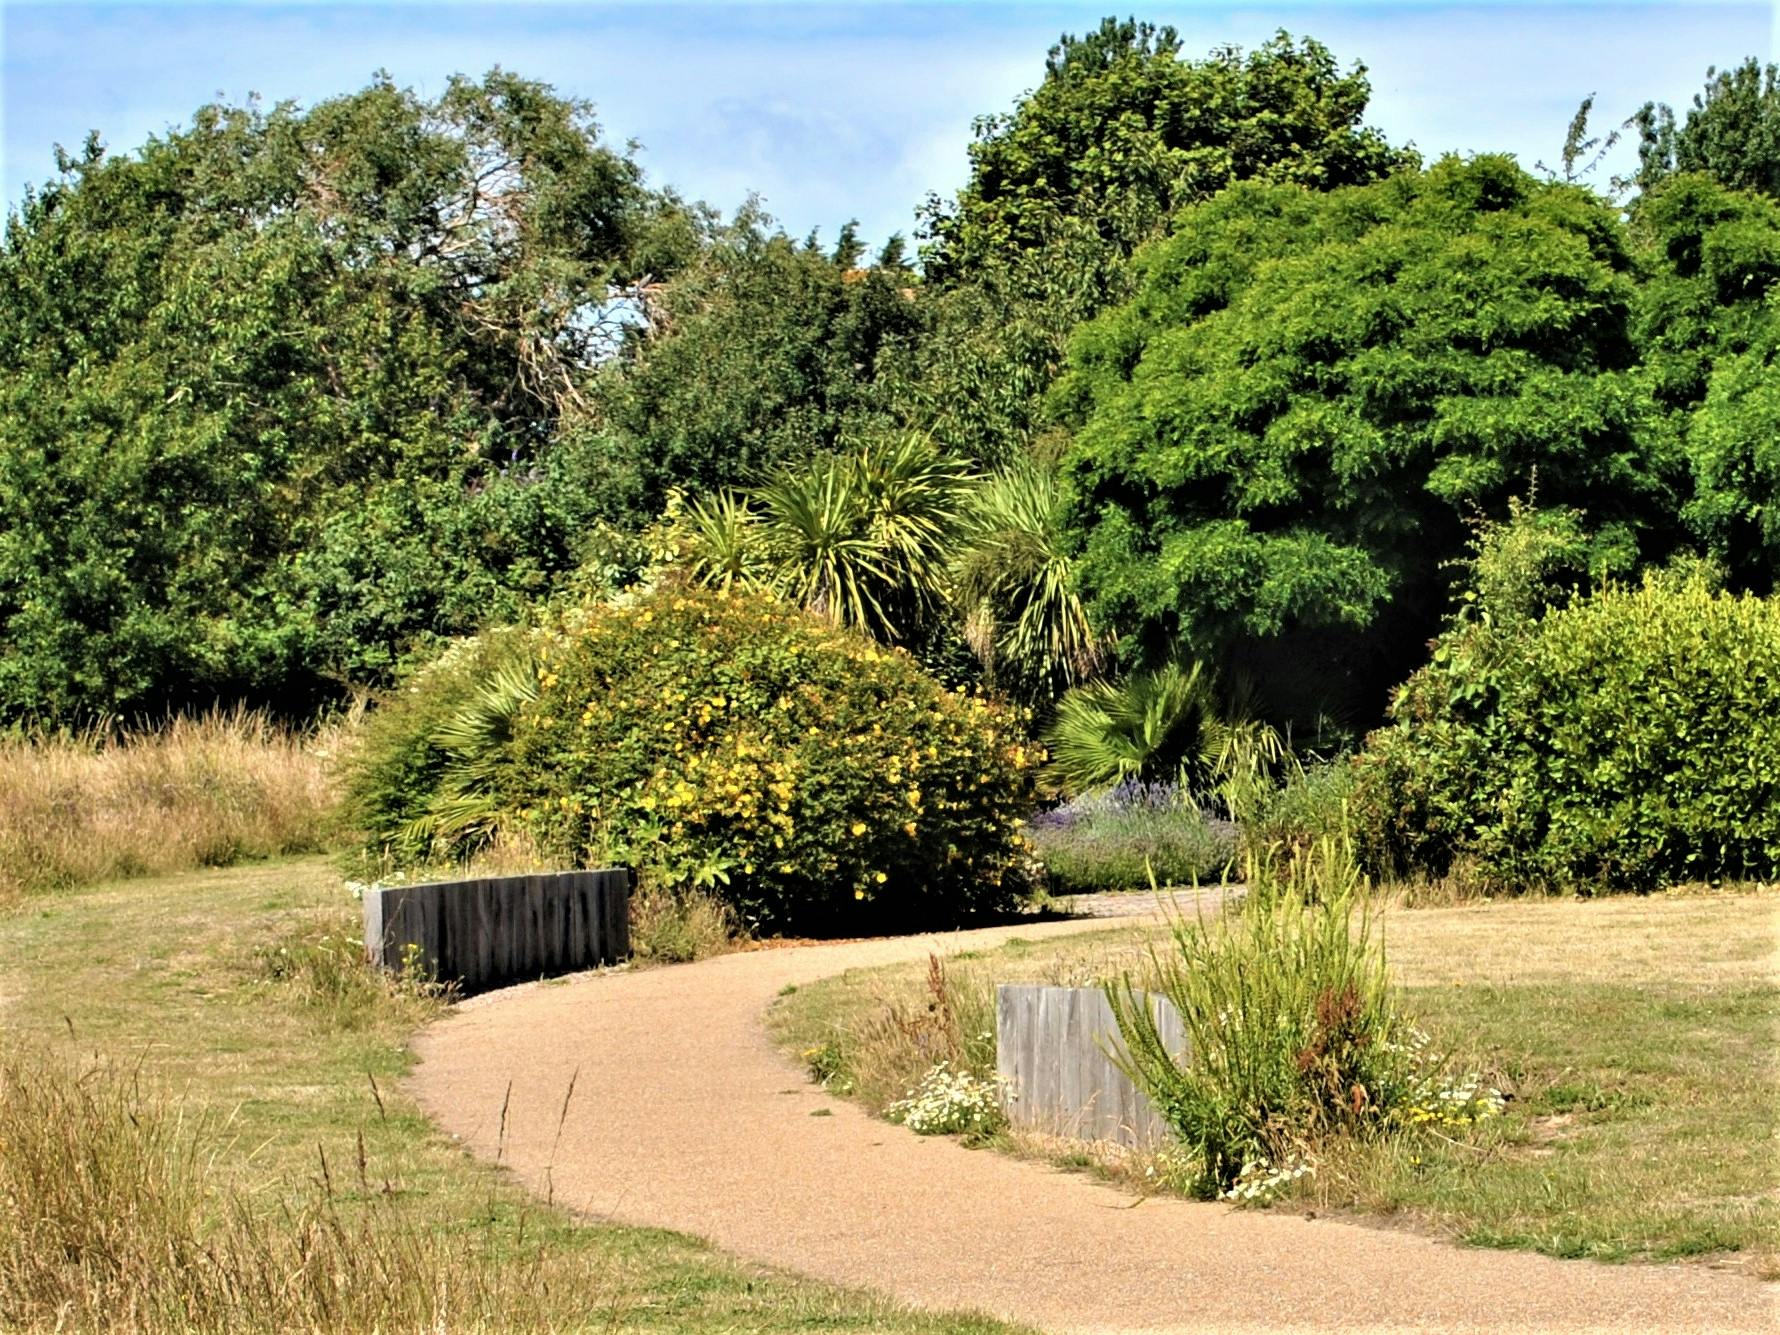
[0,1045,629,1333]
[0,710,340,903]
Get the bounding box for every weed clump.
[1107,837,1499,1198]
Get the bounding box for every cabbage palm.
[680,489,771,591]
[754,434,973,642]
[954,460,1101,703]
[1045,659,1290,798]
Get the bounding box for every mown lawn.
[772,891,1780,1278]
[0,858,1024,1334]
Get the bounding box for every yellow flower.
[854,888,866,900]
[874,871,887,884]
[850,821,867,836]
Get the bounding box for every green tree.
[921,21,1412,283]
[0,71,676,720]
[907,22,1412,469]
[584,208,924,520]
[1631,57,1780,198]
[1630,174,1780,588]
[1056,156,1681,727]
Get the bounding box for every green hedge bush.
[1357,572,1780,890]
[352,585,1040,931]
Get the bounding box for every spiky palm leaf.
[1044,660,1222,794]
[681,489,771,591]
[754,456,892,633]
[852,433,976,624]
[954,461,1101,702]
[755,435,973,642]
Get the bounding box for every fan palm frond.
[1045,659,1219,794]
[404,652,540,856]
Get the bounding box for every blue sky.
[3,2,1774,252]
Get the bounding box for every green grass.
[0,858,1026,1333]
[771,891,1780,1278]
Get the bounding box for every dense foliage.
[584,216,924,522]
[18,19,1780,904]
[356,586,1038,930]
[913,23,1411,470]
[1631,175,1780,589]
[1631,57,1780,199]
[921,21,1410,282]
[1058,155,1678,724]
[1358,545,1780,890]
[0,72,686,718]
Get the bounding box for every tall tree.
[908,22,1413,468]
[1631,173,1780,588]
[584,206,923,519]
[0,71,680,719]
[1631,57,1780,198]
[1057,156,1680,727]
[920,22,1413,284]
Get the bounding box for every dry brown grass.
[0,1041,646,1334]
[0,710,339,904]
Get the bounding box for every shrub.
[496,585,1038,931]
[1230,759,1358,861]
[1106,838,1444,1196]
[338,627,537,865]
[1026,781,1234,891]
[1358,571,1780,891]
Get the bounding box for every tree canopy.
[0,71,683,718]
[582,210,924,520]
[921,22,1413,284]
[1631,57,1780,199]
[1056,156,1679,724]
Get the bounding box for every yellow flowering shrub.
[500,585,1039,930]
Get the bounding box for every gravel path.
[409,910,1773,1334]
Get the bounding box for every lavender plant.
[1027,780,1235,892]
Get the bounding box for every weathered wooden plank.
[995,983,1190,1151]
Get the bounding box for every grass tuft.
[0,1044,635,1333]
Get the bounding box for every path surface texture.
[411,899,1775,1335]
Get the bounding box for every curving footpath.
[410,907,1775,1334]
